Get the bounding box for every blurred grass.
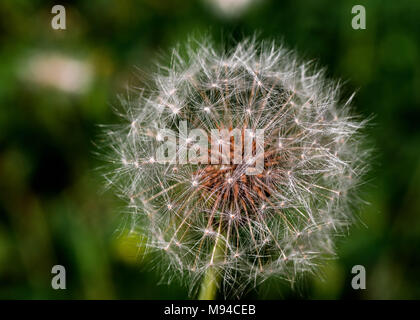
[0,0,419,299]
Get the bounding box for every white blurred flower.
[205,0,261,18]
[23,53,93,94]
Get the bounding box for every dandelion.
[101,37,370,298]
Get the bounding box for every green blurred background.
[0,0,419,299]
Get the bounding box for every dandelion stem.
[198,228,224,300]
[198,262,219,300]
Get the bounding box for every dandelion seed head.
[101,37,370,297]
